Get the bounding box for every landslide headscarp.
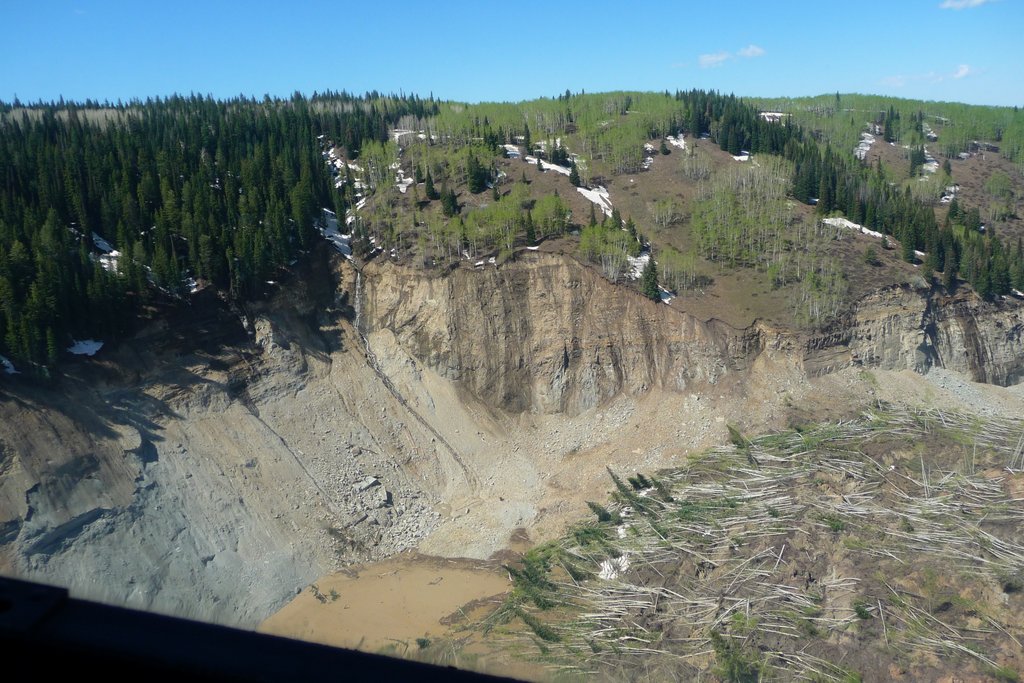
[359,253,770,416]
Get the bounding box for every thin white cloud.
[882,64,977,88]
[697,45,765,68]
[939,0,994,8]
[952,64,974,79]
[699,52,731,68]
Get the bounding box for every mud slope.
[0,250,470,627]
[0,248,1021,629]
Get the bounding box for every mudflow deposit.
[1,243,1023,630]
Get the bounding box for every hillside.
[1,89,1023,680]
[3,90,1023,378]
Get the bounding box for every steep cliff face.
[360,253,771,416]
[804,285,1024,385]
[361,255,1024,413]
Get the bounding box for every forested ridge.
[1,89,1021,377]
[0,92,434,375]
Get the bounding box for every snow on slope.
[67,339,103,356]
[524,156,571,176]
[1,355,18,375]
[319,209,352,259]
[666,135,687,151]
[577,186,614,217]
[823,217,926,259]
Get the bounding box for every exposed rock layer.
[359,254,768,415]
[804,284,1024,385]
[361,256,1023,411]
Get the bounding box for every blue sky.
[2,0,1021,106]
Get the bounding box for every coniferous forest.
[0,92,434,374]
[1,89,1021,376]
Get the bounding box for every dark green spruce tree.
[641,258,660,301]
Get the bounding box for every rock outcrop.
[359,253,768,416]
[804,284,1024,385]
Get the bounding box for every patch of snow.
[526,246,540,251]
[502,144,521,158]
[474,260,485,267]
[1,355,18,375]
[98,251,120,273]
[395,167,414,194]
[855,132,875,161]
[822,216,885,240]
[642,157,654,170]
[823,216,928,260]
[319,209,352,259]
[760,112,788,123]
[643,142,656,153]
[1013,289,1024,298]
[523,155,571,176]
[626,252,650,281]
[487,256,496,265]
[666,135,687,151]
[920,147,939,174]
[616,524,628,539]
[576,185,614,217]
[183,276,199,294]
[67,339,103,356]
[732,152,750,162]
[598,554,630,581]
[659,287,674,304]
